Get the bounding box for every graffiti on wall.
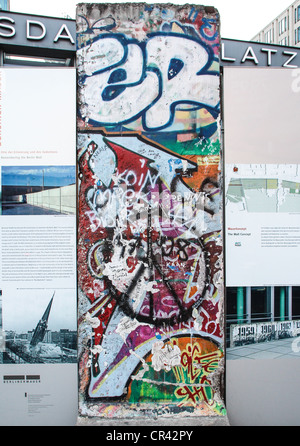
[77,3,225,418]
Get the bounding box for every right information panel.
[224,67,300,356]
[224,67,300,288]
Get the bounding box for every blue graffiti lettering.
[78,31,219,131]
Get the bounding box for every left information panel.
[0,68,77,426]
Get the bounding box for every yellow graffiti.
[172,339,223,407]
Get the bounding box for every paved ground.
[226,336,300,360]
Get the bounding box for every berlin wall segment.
[76,2,226,421]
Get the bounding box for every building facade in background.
[252,0,300,47]
[77,2,226,420]
[0,0,9,11]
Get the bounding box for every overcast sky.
[9,0,294,41]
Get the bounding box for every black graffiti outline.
[82,131,214,327]
[105,205,211,327]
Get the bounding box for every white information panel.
[0,68,77,426]
[224,67,300,287]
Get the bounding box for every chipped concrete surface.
[77,414,230,426]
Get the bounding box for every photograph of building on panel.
[1,165,76,215]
